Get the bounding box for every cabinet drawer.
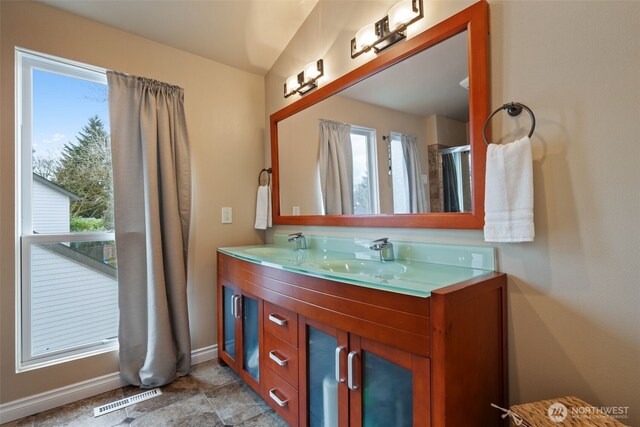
[264,332,298,389]
[263,367,299,427]
[264,301,298,347]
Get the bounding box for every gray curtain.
[442,153,460,212]
[319,119,353,215]
[400,134,428,213]
[107,71,192,387]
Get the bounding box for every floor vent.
[93,388,162,417]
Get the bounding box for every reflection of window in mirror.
[390,132,410,214]
[390,131,429,214]
[350,126,379,214]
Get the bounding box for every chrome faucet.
[370,238,395,261]
[288,232,307,249]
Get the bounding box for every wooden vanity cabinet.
[217,252,507,426]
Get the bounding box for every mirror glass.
[270,0,488,229]
[278,31,470,216]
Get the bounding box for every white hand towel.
[254,185,271,230]
[484,136,534,242]
[267,185,272,228]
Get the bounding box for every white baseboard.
[0,371,124,424]
[0,345,218,424]
[191,344,218,365]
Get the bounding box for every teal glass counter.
[218,235,495,298]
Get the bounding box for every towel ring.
[483,102,536,145]
[258,168,272,186]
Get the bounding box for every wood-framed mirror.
[270,0,489,229]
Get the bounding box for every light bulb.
[285,74,298,95]
[355,23,377,53]
[388,0,419,30]
[303,62,321,82]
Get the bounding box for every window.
[17,49,118,369]
[350,126,379,214]
[390,132,410,214]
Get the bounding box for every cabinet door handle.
[347,351,359,390]
[232,295,241,319]
[269,388,289,407]
[230,295,236,318]
[335,346,346,383]
[268,313,287,326]
[269,350,288,366]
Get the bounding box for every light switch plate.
[292,206,300,216]
[221,207,232,224]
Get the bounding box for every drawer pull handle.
[335,346,345,383]
[268,313,287,326]
[269,388,289,407]
[347,351,359,390]
[269,350,288,366]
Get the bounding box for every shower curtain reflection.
[442,153,460,212]
[439,145,471,213]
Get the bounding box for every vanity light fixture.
[283,59,324,98]
[351,0,424,59]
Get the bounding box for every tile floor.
[3,360,288,427]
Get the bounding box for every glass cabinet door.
[360,351,412,427]
[242,294,260,381]
[302,319,349,427]
[308,326,339,427]
[349,336,428,427]
[222,285,237,361]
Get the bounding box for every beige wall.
[426,114,468,147]
[266,0,640,424]
[278,94,427,215]
[0,1,265,403]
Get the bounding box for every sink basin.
[312,259,407,276]
[242,247,296,258]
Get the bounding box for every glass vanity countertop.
[218,244,494,298]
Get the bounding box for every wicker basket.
[509,396,629,427]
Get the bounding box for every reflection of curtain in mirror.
[400,134,428,213]
[442,153,460,212]
[319,119,353,214]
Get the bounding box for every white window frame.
[16,48,117,371]
[350,125,380,214]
